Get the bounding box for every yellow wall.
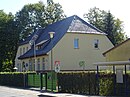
[105,39,130,61]
[50,33,113,70]
[15,32,113,71]
[15,44,49,71]
[15,44,30,71]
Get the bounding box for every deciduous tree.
[15,0,66,39]
[0,11,18,71]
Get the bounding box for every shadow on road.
[38,94,56,97]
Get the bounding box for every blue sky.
[0,0,130,37]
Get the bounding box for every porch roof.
[93,61,130,66]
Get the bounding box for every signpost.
[116,69,123,83]
[79,61,85,70]
[54,61,60,73]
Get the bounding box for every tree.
[113,18,126,45]
[15,0,66,40]
[84,7,126,45]
[84,7,106,31]
[103,11,115,44]
[0,11,18,71]
[103,11,126,45]
[0,0,65,72]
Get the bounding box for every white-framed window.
[29,59,32,71]
[74,38,79,49]
[94,39,99,49]
[23,47,25,54]
[20,48,22,55]
[26,47,28,52]
[42,58,45,70]
[37,58,40,70]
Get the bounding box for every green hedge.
[57,71,130,96]
[57,71,97,95]
[0,72,25,87]
[99,73,114,96]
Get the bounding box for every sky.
[0,0,130,37]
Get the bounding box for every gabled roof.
[103,38,130,56]
[18,15,106,59]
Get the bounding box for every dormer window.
[36,40,48,50]
[20,48,22,55]
[38,45,42,50]
[26,47,28,51]
[36,45,42,50]
[23,47,25,54]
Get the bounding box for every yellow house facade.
[15,15,113,72]
[103,38,130,62]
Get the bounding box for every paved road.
[0,86,115,97]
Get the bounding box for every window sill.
[94,48,99,50]
[74,47,79,49]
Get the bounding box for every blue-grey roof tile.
[18,15,105,59]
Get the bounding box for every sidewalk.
[0,86,113,97]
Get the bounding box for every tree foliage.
[84,7,126,45]
[0,10,19,71]
[0,0,66,71]
[15,0,66,39]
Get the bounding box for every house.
[15,15,113,72]
[103,38,130,62]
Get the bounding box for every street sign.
[116,69,123,83]
[54,61,60,73]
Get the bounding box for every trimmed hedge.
[1,71,130,96]
[57,71,97,95]
[0,72,25,87]
[57,71,130,96]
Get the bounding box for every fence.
[27,72,57,91]
[0,71,130,96]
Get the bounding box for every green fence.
[27,72,57,91]
[46,72,57,90]
[27,73,46,87]
[1,71,130,96]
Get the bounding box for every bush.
[0,72,25,87]
[99,73,114,96]
[57,71,130,96]
[57,71,97,95]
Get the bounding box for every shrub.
[0,72,25,87]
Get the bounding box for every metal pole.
[49,32,55,92]
[113,65,116,96]
[51,39,53,92]
[96,65,99,95]
[40,73,43,91]
[124,65,127,96]
[34,41,37,71]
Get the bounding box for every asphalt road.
[0,86,117,97]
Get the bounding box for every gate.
[27,72,57,91]
[27,73,47,90]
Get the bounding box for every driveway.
[0,86,115,97]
